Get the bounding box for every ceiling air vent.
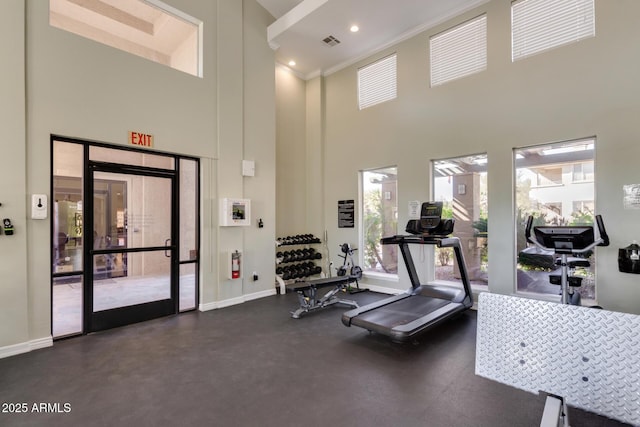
[322,35,341,47]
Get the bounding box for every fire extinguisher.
[232,250,241,279]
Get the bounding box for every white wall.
[274,72,325,241]
[276,0,640,314]
[240,0,277,297]
[305,77,325,238]
[275,65,308,235]
[0,0,29,350]
[214,0,275,303]
[0,0,276,355]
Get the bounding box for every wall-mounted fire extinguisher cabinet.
[228,250,242,279]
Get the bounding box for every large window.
[430,15,487,87]
[357,54,397,110]
[50,0,203,77]
[433,154,488,287]
[511,0,595,62]
[515,138,596,301]
[361,167,398,275]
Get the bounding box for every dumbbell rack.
[275,234,323,294]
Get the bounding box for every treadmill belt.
[352,295,450,329]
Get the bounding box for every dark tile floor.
[0,291,630,426]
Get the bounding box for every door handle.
[165,238,171,258]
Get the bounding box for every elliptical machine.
[525,215,609,305]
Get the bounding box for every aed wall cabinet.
[219,198,251,226]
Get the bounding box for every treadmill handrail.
[381,234,460,247]
[379,234,473,305]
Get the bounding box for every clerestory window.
[50,0,203,77]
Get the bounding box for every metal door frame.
[85,161,178,332]
[50,135,200,338]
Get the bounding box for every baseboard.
[244,288,277,301]
[361,283,404,295]
[0,336,53,360]
[199,288,277,312]
[211,296,245,310]
[30,336,53,351]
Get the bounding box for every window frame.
[514,137,597,302]
[359,166,399,278]
[432,153,489,289]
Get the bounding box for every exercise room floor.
[0,291,629,427]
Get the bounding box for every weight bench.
[286,276,359,319]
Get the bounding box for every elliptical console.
[525,215,609,305]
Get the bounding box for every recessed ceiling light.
[288,60,296,66]
[350,25,359,33]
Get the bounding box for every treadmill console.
[405,202,454,236]
[420,202,443,230]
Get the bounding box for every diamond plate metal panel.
[476,293,640,426]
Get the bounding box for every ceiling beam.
[267,0,329,50]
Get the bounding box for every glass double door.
[52,137,199,338]
[86,164,177,332]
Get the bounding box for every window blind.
[512,0,595,61]
[357,54,397,110]
[430,15,487,87]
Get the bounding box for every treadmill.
[341,202,473,343]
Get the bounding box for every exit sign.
[128,131,154,148]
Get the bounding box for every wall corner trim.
[0,336,53,360]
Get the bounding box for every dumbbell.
[294,265,305,278]
[306,248,317,260]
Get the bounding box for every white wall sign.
[408,200,421,219]
[623,184,640,209]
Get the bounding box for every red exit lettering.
[128,131,154,148]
